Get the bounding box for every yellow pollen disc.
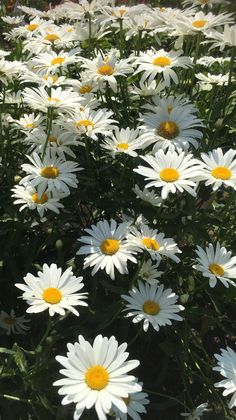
[160,168,179,182]
[209,263,225,276]
[25,122,36,129]
[117,143,129,150]
[143,300,160,315]
[40,166,59,179]
[48,135,57,143]
[32,192,48,204]
[48,97,61,103]
[76,119,94,128]
[167,105,173,113]
[157,121,180,140]
[85,365,109,390]
[192,20,207,28]
[44,34,60,42]
[211,166,232,180]
[199,0,208,3]
[153,56,171,67]
[119,8,126,17]
[4,317,16,325]
[51,57,65,66]
[123,396,131,406]
[160,7,166,12]
[97,64,114,76]
[26,23,39,31]
[100,238,120,255]
[142,237,160,251]
[43,75,59,84]
[42,287,62,304]
[79,85,92,94]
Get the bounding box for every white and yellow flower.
[139,259,163,285]
[22,86,81,113]
[15,264,88,316]
[200,148,236,191]
[214,346,236,409]
[133,185,163,207]
[193,243,236,288]
[0,309,30,336]
[121,281,184,332]
[102,127,146,158]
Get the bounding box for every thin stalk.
[223,46,235,117]
[190,32,201,97]
[119,18,124,58]
[143,389,191,411]
[41,107,54,161]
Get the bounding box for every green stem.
[143,389,191,411]
[36,316,52,352]
[88,12,92,55]
[119,18,124,58]
[190,32,201,97]
[223,46,235,117]
[41,107,53,161]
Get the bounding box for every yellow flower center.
[100,238,120,255]
[167,105,173,113]
[192,20,207,28]
[42,287,62,304]
[40,166,59,179]
[51,57,65,66]
[31,192,48,204]
[85,365,109,390]
[153,56,171,67]
[160,168,179,182]
[97,64,114,76]
[48,135,57,143]
[44,34,60,42]
[4,317,16,325]
[43,75,59,84]
[117,143,129,150]
[143,300,160,315]
[209,263,225,276]
[142,237,160,251]
[24,122,36,129]
[157,121,180,140]
[199,0,208,3]
[211,166,232,180]
[47,97,61,103]
[79,85,93,94]
[76,119,94,128]
[26,23,39,31]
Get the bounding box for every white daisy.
[143,94,197,115]
[213,345,236,409]
[20,151,81,197]
[134,49,192,87]
[139,259,163,285]
[205,25,236,51]
[22,86,81,113]
[193,243,236,288]
[15,263,88,317]
[11,185,64,218]
[29,49,81,75]
[133,185,163,207]
[80,53,133,91]
[134,150,202,199]
[127,224,181,263]
[180,403,209,419]
[131,79,164,98]
[111,382,150,420]
[54,334,141,420]
[64,108,117,140]
[0,58,26,85]
[10,113,45,133]
[183,0,224,7]
[196,73,230,90]
[140,103,203,152]
[200,148,236,191]
[121,281,184,332]
[77,219,137,280]
[102,128,146,158]
[0,309,30,336]
[172,11,233,36]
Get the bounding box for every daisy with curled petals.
[213,345,236,409]
[102,128,146,158]
[134,150,202,199]
[77,219,137,280]
[180,402,209,419]
[183,0,224,8]
[22,86,81,114]
[139,104,203,152]
[20,151,81,197]
[11,185,64,218]
[139,259,163,285]
[134,49,192,87]
[111,381,150,420]
[204,25,236,51]
[64,108,117,140]
[172,11,233,37]
[121,281,184,332]
[10,113,45,133]
[80,52,133,91]
[54,334,141,420]
[15,263,88,317]
[127,224,181,263]
[0,309,30,336]
[143,94,197,115]
[133,185,163,207]
[193,243,236,288]
[200,148,236,191]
